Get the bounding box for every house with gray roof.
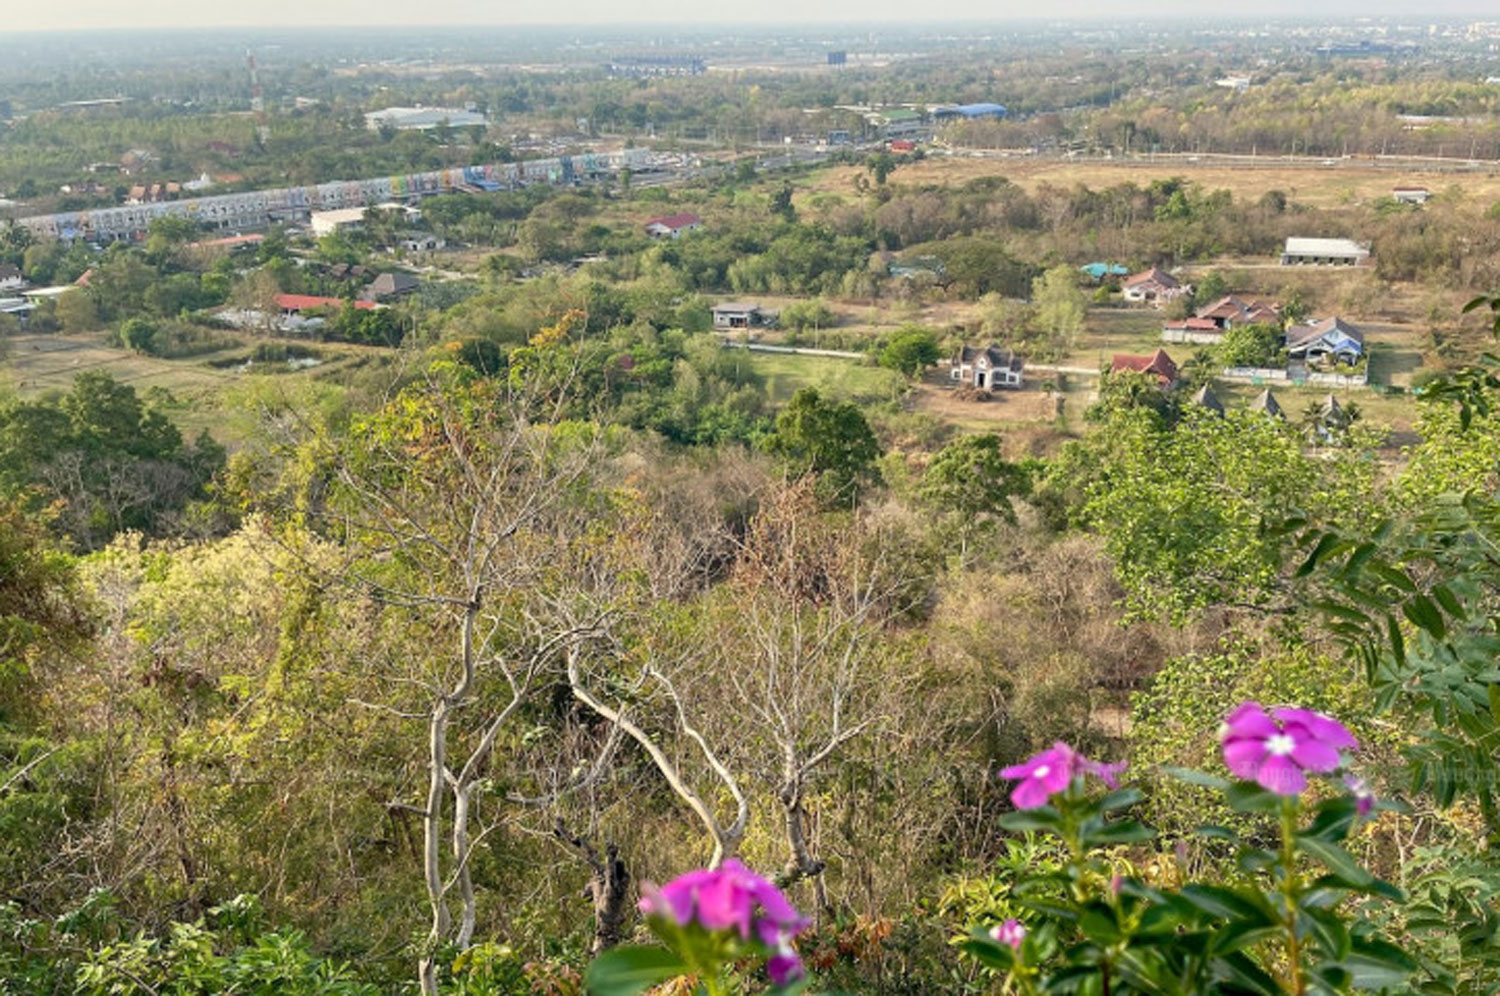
[950,344,1024,390]
[1284,317,1365,366]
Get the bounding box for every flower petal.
[1257,754,1307,796]
[1286,730,1342,773]
[1222,701,1277,742]
[694,871,748,935]
[1274,708,1357,751]
[1223,737,1267,780]
[1010,778,1051,810]
[767,951,804,985]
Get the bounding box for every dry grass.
[2,333,240,397]
[809,156,1500,210]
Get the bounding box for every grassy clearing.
[737,349,905,404]
[1060,307,1173,368]
[0,331,384,445]
[807,157,1500,210]
[2,333,240,397]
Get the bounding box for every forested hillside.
[7,19,1500,995]
[5,289,1500,993]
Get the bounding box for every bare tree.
[296,371,607,996]
[566,640,749,870]
[717,483,925,913]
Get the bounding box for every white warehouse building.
[365,106,487,132]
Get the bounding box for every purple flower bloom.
[989,919,1026,950]
[1344,773,1376,817]
[640,859,810,982]
[767,945,804,985]
[1220,702,1357,796]
[1000,742,1128,809]
[1085,757,1129,789]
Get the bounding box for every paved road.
[718,339,864,360]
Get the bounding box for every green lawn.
[1063,307,1173,368]
[737,350,906,404]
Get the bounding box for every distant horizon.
[6,4,1500,34]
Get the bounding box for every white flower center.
[1265,733,1296,757]
[1033,764,1051,778]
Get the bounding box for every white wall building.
[310,207,370,237]
[1281,237,1371,266]
[365,106,487,132]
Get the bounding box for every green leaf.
[1194,824,1239,843]
[1297,836,1373,889]
[582,945,689,996]
[1082,820,1156,846]
[999,807,1063,833]
[1299,797,1357,842]
[1098,788,1145,812]
[1299,906,1351,960]
[1297,532,1341,577]
[1179,884,1274,925]
[1342,936,1418,989]
[1226,782,1281,813]
[1163,766,1231,790]
[1078,908,1122,944]
[1217,950,1282,996]
[959,932,1016,972]
[1430,583,1464,619]
[1403,594,1446,640]
[1209,919,1279,955]
[1387,613,1406,668]
[1372,563,1418,594]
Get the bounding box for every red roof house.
[1121,267,1189,306]
[1195,295,1279,328]
[1111,349,1180,387]
[274,293,377,314]
[643,212,703,239]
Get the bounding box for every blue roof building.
[1080,262,1130,281]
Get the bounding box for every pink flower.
[767,946,803,985]
[1344,773,1376,817]
[1000,742,1128,809]
[640,859,810,981]
[989,919,1026,950]
[1220,702,1357,796]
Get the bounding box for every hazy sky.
[11,0,1500,32]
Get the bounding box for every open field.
[2,332,241,396]
[737,348,904,403]
[908,377,1068,439]
[806,156,1500,210]
[0,331,384,441]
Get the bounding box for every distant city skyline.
[11,1,1500,33]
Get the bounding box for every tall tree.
[1031,265,1087,352]
[764,388,881,505]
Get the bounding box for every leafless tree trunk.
[280,371,606,996]
[553,822,631,953]
[566,644,748,868]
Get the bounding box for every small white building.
[0,263,25,293]
[0,296,34,320]
[365,106,487,132]
[395,232,445,252]
[712,302,774,330]
[310,207,370,238]
[644,212,702,239]
[1121,267,1188,307]
[1281,237,1370,266]
[1392,186,1431,204]
[950,344,1024,390]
